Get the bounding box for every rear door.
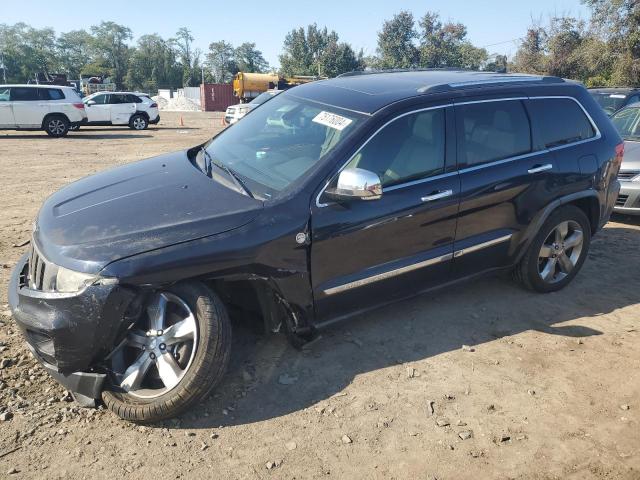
[452,97,558,277]
[10,87,46,126]
[311,105,460,322]
[0,87,14,127]
[109,94,136,124]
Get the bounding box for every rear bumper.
[8,253,136,396]
[614,181,640,215]
[149,114,160,124]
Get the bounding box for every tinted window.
[0,88,9,102]
[38,88,64,100]
[110,94,133,104]
[590,92,628,115]
[456,100,531,166]
[90,94,108,105]
[128,94,142,103]
[10,87,38,101]
[611,107,640,140]
[345,109,446,187]
[527,98,595,150]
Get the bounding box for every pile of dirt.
[152,96,199,112]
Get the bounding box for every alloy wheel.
[133,117,146,130]
[48,119,66,135]
[537,220,584,284]
[111,292,198,399]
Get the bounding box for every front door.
[0,87,14,127]
[311,106,460,323]
[85,93,111,122]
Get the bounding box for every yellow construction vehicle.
[232,72,321,102]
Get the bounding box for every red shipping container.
[200,84,238,112]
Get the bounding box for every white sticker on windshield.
[610,94,627,98]
[312,111,353,131]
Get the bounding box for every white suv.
[0,85,87,137]
[80,92,160,130]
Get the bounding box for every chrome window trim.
[453,234,513,258]
[315,96,600,208]
[322,252,453,296]
[321,233,513,296]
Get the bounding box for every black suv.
[9,70,622,422]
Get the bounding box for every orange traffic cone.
[179,115,184,127]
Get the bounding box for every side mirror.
[86,100,96,106]
[325,168,383,202]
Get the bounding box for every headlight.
[55,267,96,293]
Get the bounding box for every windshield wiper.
[200,147,253,198]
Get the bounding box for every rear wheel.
[102,281,231,422]
[44,115,70,137]
[129,114,148,130]
[515,205,591,292]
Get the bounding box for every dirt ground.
[0,111,639,479]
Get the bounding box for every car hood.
[621,140,640,171]
[34,149,263,273]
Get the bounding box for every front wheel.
[102,281,231,422]
[514,205,591,293]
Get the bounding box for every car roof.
[0,84,75,89]
[287,69,566,114]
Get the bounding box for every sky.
[3,0,591,67]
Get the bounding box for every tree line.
[0,0,637,93]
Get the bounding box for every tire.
[129,114,148,130]
[514,205,591,293]
[44,114,70,137]
[102,281,231,423]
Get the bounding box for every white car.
[80,92,160,130]
[0,84,87,137]
[224,90,281,125]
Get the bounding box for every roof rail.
[417,75,565,94]
[337,67,481,78]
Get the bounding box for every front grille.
[616,194,629,207]
[27,246,58,291]
[618,170,640,181]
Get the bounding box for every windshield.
[612,106,640,140]
[250,92,276,105]
[205,93,364,197]
[591,92,628,115]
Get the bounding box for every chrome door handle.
[421,189,453,202]
[528,164,553,174]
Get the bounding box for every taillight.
[614,142,624,167]
[72,103,85,109]
[150,103,158,108]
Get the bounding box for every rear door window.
[527,98,595,150]
[38,88,64,100]
[10,87,38,101]
[455,100,531,167]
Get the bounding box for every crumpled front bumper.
[8,253,137,399]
